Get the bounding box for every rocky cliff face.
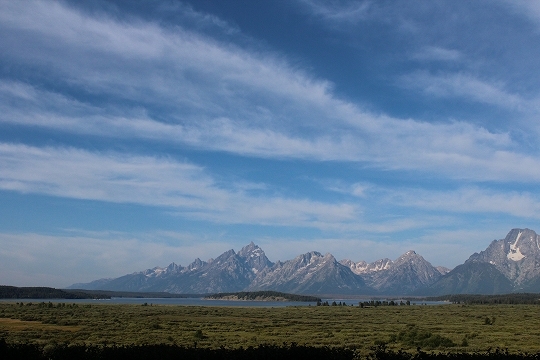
[340,258,392,274]
[467,228,540,284]
[238,241,274,274]
[425,228,540,295]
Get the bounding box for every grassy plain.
[1,302,540,355]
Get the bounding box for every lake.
[0,297,449,307]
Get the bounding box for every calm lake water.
[0,297,449,307]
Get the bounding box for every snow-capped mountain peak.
[238,241,274,273]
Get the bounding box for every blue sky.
[2,0,540,287]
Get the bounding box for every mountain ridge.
[69,228,540,296]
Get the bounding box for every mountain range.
[69,228,540,296]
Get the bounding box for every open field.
[1,302,540,355]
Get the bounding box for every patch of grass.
[389,324,455,349]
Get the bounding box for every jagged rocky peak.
[238,241,259,256]
[436,266,451,275]
[339,259,368,275]
[305,251,339,266]
[259,251,328,280]
[466,228,540,284]
[401,250,416,257]
[394,250,425,265]
[237,242,273,273]
[246,249,367,294]
[299,251,328,267]
[187,258,206,271]
[323,252,335,260]
[504,228,539,261]
[469,228,539,263]
[133,261,185,279]
[296,251,323,265]
[142,265,168,277]
[147,262,182,276]
[340,257,393,275]
[367,258,393,272]
[213,249,236,264]
[340,259,367,270]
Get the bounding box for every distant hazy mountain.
[70,228,540,296]
[69,277,113,291]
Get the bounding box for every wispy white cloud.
[0,231,234,287]
[158,1,241,35]
[4,77,540,183]
[0,0,332,112]
[294,0,421,34]
[1,2,539,184]
[323,181,372,198]
[399,71,527,110]
[386,186,540,219]
[1,141,458,234]
[0,143,363,230]
[499,0,540,26]
[411,46,462,62]
[296,0,373,23]
[323,179,540,225]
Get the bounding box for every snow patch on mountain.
[507,231,525,261]
[466,228,540,286]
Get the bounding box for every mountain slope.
[341,251,442,294]
[70,242,273,294]
[518,275,540,292]
[247,252,370,294]
[423,262,514,295]
[467,228,540,284]
[420,228,540,295]
[371,251,442,294]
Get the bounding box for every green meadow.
[1,302,540,355]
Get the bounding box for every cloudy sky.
[2,0,540,287]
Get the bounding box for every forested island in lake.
[204,291,321,302]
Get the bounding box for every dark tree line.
[2,340,540,360]
[70,289,191,298]
[0,286,100,300]
[205,291,321,302]
[0,341,354,360]
[0,286,198,300]
[358,300,411,307]
[426,293,540,305]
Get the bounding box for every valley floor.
[1,302,540,355]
